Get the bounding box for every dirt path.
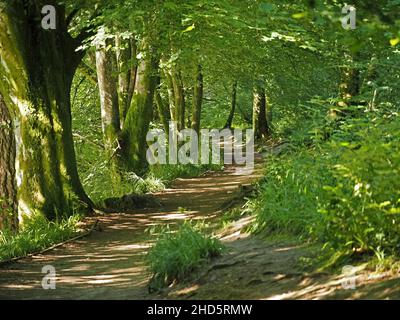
[1,155,399,300]
[0,158,264,299]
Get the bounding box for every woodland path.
[0,154,399,300]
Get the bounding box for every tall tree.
[121,42,159,174]
[170,67,186,131]
[115,35,137,128]
[253,84,270,140]
[155,85,171,134]
[0,94,17,231]
[224,81,238,129]
[191,64,204,134]
[95,36,122,176]
[0,1,93,220]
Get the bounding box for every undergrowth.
[0,214,83,262]
[146,222,225,290]
[249,101,400,267]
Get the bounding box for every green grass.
[79,161,222,204]
[249,104,400,266]
[149,163,223,186]
[248,148,330,238]
[0,214,83,262]
[146,222,225,290]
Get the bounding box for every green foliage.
[149,163,222,186]
[250,102,400,263]
[71,66,223,203]
[249,149,330,237]
[320,119,400,259]
[146,222,224,289]
[0,215,82,262]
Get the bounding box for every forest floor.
[0,153,400,300]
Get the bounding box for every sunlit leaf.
[182,24,195,33]
[292,12,307,19]
[390,38,400,46]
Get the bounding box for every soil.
[1,154,399,300]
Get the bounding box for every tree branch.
[66,8,80,27]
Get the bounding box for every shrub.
[320,121,400,259]
[250,108,400,262]
[146,222,224,290]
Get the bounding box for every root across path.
[0,155,400,300]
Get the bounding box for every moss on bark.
[0,2,92,222]
[121,47,159,174]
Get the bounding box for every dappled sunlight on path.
[0,159,263,300]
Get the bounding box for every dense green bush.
[250,104,400,262]
[320,120,400,259]
[146,222,224,289]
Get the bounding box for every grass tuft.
[146,222,225,290]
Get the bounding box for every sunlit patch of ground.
[1,153,399,300]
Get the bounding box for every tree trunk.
[170,68,186,130]
[115,35,138,127]
[0,94,17,231]
[165,70,178,125]
[253,85,270,140]
[191,65,204,134]
[0,2,92,221]
[155,89,171,134]
[121,45,159,174]
[224,81,238,129]
[95,40,122,174]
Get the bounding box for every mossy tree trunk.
[95,40,122,175]
[121,44,159,174]
[171,69,186,131]
[253,84,270,140]
[165,70,178,125]
[0,1,93,221]
[224,81,238,129]
[155,86,171,134]
[165,65,186,131]
[116,35,138,128]
[0,94,17,231]
[191,64,204,134]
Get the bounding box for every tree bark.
[0,94,17,231]
[253,85,270,140]
[0,1,92,221]
[121,45,159,174]
[191,64,204,134]
[166,67,186,131]
[165,70,178,125]
[115,35,138,127]
[224,81,238,129]
[155,89,171,134]
[95,40,122,173]
[173,70,186,131]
